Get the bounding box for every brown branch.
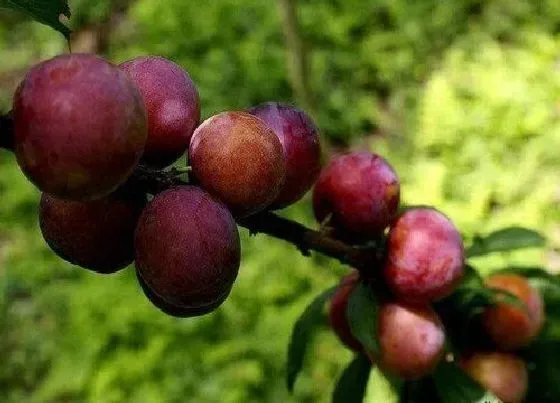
[0,112,382,273]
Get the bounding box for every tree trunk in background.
[277,0,315,116]
[70,0,132,55]
[278,0,333,155]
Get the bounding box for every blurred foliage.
[0,0,559,402]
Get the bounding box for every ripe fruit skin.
[384,208,464,303]
[189,112,286,217]
[120,56,200,167]
[312,152,400,242]
[482,274,545,350]
[39,193,144,273]
[328,271,362,352]
[461,352,528,403]
[376,303,445,380]
[136,270,225,317]
[13,54,147,200]
[135,186,240,317]
[248,102,321,209]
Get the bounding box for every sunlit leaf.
[467,227,546,258]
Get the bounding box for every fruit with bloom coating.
[120,56,200,167]
[13,53,147,200]
[383,207,465,303]
[248,102,321,209]
[312,152,400,242]
[189,111,286,217]
[376,302,446,379]
[482,274,545,350]
[135,186,240,317]
[461,352,528,403]
[328,271,363,352]
[39,193,144,273]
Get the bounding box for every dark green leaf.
[0,0,71,39]
[347,282,379,355]
[433,362,502,403]
[332,354,371,403]
[286,286,336,392]
[521,341,560,402]
[467,227,546,258]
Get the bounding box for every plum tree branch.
[0,112,381,273]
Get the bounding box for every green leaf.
[433,362,502,403]
[0,0,71,39]
[286,286,336,392]
[332,354,371,403]
[346,282,380,355]
[467,227,546,258]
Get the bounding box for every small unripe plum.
[248,102,321,209]
[189,112,286,217]
[482,274,545,350]
[383,208,465,303]
[461,352,528,403]
[13,53,147,200]
[120,56,200,167]
[376,303,446,379]
[328,271,363,352]
[312,152,400,242]
[39,193,144,273]
[135,186,240,317]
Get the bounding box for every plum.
[312,152,400,242]
[120,56,200,167]
[376,302,446,379]
[383,207,465,303]
[39,193,144,273]
[189,111,286,217]
[13,53,147,200]
[328,271,363,352]
[134,186,240,317]
[248,102,321,209]
[461,352,528,403]
[482,274,545,350]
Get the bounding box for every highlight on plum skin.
[461,352,528,403]
[134,186,241,317]
[248,102,321,209]
[13,53,147,201]
[188,111,286,218]
[383,207,465,303]
[328,270,363,352]
[482,274,545,351]
[120,56,200,167]
[312,152,400,242]
[39,193,145,274]
[375,302,446,380]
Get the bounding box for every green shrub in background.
[0,0,559,402]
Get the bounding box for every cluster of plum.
[328,230,544,402]
[7,53,545,402]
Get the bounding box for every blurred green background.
[0,1,559,402]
